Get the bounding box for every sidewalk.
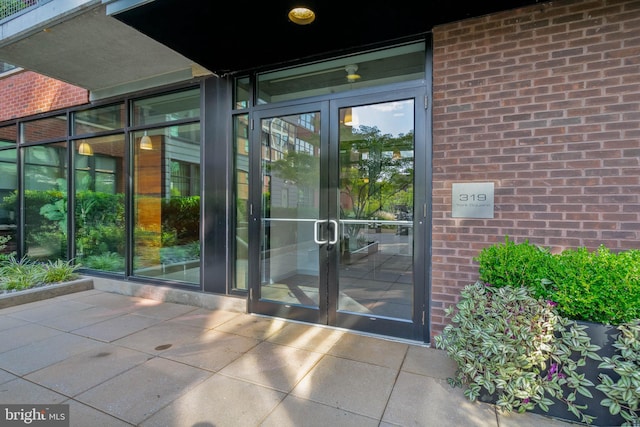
[0,289,579,426]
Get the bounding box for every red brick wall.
[0,70,88,122]
[430,0,640,339]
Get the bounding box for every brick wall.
[0,70,88,122]
[430,0,640,339]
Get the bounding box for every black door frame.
[247,85,430,342]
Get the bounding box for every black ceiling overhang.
[113,0,543,76]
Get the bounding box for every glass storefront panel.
[0,149,17,257]
[132,89,200,127]
[233,114,249,290]
[257,42,425,104]
[21,115,67,143]
[73,103,125,135]
[74,135,125,273]
[132,123,200,284]
[234,77,251,109]
[24,142,68,261]
[0,124,17,148]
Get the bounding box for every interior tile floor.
[0,289,579,426]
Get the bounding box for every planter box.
[530,321,626,427]
[479,321,627,426]
[0,277,94,309]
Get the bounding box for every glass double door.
[248,90,427,341]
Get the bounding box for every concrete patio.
[0,287,579,426]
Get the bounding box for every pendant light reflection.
[344,107,359,128]
[140,131,153,150]
[78,141,93,156]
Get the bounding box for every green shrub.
[476,237,640,325]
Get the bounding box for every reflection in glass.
[0,124,17,148]
[24,143,68,261]
[132,88,200,127]
[21,115,67,143]
[74,103,125,135]
[234,114,249,290]
[133,123,201,284]
[260,112,321,306]
[257,42,425,104]
[338,100,414,320]
[0,149,17,257]
[234,77,251,109]
[74,135,125,273]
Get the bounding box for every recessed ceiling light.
[288,7,316,25]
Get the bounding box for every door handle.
[314,220,328,245]
[329,220,339,245]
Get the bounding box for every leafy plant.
[40,258,81,283]
[596,321,640,426]
[0,235,15,263]
[476,237,640,325]
[434,282,602,425]
[0,255,80,292]
[0,256,45,291]
[83,252,125,272]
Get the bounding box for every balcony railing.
[0,0,48,23]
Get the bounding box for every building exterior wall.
[2,0,639,343]
[430,0,640,338]
[0,70,88,121]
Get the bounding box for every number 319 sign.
[451,182,494,218]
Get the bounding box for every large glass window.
[133,123,200,284]
[74,103,125,135]
[74,135,125,273]
[23,142,68,261]
[132,89,200,127]
[233,114,249,290]
[21,115,68,143]
[0,148,17,257]
[255,42,425,104]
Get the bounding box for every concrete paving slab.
[219,340,324,393]
[43,305,125,332]
[215,314,289,340]
[65,399,134,427]
[0,368,17,385]
[71,292,149,313]
[0,377,68,404]
[265,321,346,353]
[326,332,409,370]
[260,394,379,427]
[112,321,207,355]
[382,371,498,427]
[401,345,458,380]
[167,308,243,329]
[71,313,162,342]
[139,374,285,427]
[75,357,212,425]
[0,332,102,376]
[159,329,260,372]
[128,300,199,320]
[4,299,95,323]
[25,344,151,397]
[0,322,63,353]
[290,354,397,419]
[0,314,25,331]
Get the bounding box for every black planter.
[530,321,626,427]
[478,321,627,426]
